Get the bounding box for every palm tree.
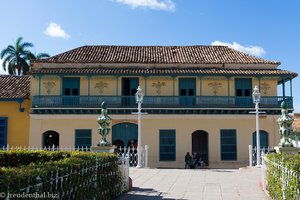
[30,52,51,60]
[1,37,50,75]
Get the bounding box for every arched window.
[112,123,138,148]
[42,130,59,148]
[252,130,269,149]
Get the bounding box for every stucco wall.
[202,78,229,96]
[0,99,30,146]
[90,77,117,96]
[146,77,174,96]
[30,75,279,98]
[29,114,280,168]
[40,77,61,95]
[139,115,279,168]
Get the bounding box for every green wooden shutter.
[179,78,196,106]
[159,130,176,161]
[112,123,138,147]
[75,129,92,148]
[235,78,252,107]
[220,129,237,160]
[0,118,8,147]
[252,131,269,149]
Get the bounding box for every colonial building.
[292,113,300,147]
[0,75,30,147]
[29,45,297,168]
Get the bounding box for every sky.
[0,0,299,112]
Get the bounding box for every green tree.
[1,37,50,75]
[30,52,51,60]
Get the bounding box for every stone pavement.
[116,167,270,200]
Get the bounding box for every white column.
[136,101,142,168]
[249,145,253,167]
[255,102,261,167]
[145,145,149,168]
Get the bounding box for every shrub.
[265,153,300,200]
[0,151,123,200]
[0,150,70,167]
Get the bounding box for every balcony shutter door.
[62,77,80,106]
[179,78,196,106]
[235,78,252,107]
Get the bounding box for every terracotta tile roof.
[34,45,280,65]
[0,75,30,99]
[30,67,297,78]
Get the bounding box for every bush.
[265,153,300,200]
[0,151,123,200]
[0,150,71,167]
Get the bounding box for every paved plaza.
[117,167,270,200]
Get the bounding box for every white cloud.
[211,41,266,57]
[114,0,175,11]
[44,22,70,39]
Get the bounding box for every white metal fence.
[115,145,148,168]
[248,145,272,166]
[1,144,91,152]
[2,157,129,199]
[1,145,131,199]
[1,144,149,168]
[262,156,300,200]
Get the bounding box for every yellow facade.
[29,114,280,168]
[29,74,285,168]
[31,75,278,97]
[0,99,30,147]
[145,77,174,96]
[90,76,117,96]
[40,76,61,95]
[140,115,279,168]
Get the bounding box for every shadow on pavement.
[211,169,236,173]
[115,187,188,200]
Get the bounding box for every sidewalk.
[117,167,270,200]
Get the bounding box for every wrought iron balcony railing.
[32,95,293,109]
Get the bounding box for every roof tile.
[30,67,297,78]
[34,45,280,65]
[0,75,30,99]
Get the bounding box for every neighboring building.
[0,75,30,147]
[293,113,300,133]
[292,113,300,147]
[29,45,297,168]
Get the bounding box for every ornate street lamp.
[135,86,143,168]
[252,85,261,167]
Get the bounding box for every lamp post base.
[91,145,116,153]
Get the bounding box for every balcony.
[32,95,293,109]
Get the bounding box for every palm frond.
[26,52,36,60]
[7,62,16,75]
[36,53,50,59]
[20,42,34,49]
[20,59,30,75]
[16,37,23,45]
[22,50,34,59]
[1,46,15,59]
[2,55,15,68]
